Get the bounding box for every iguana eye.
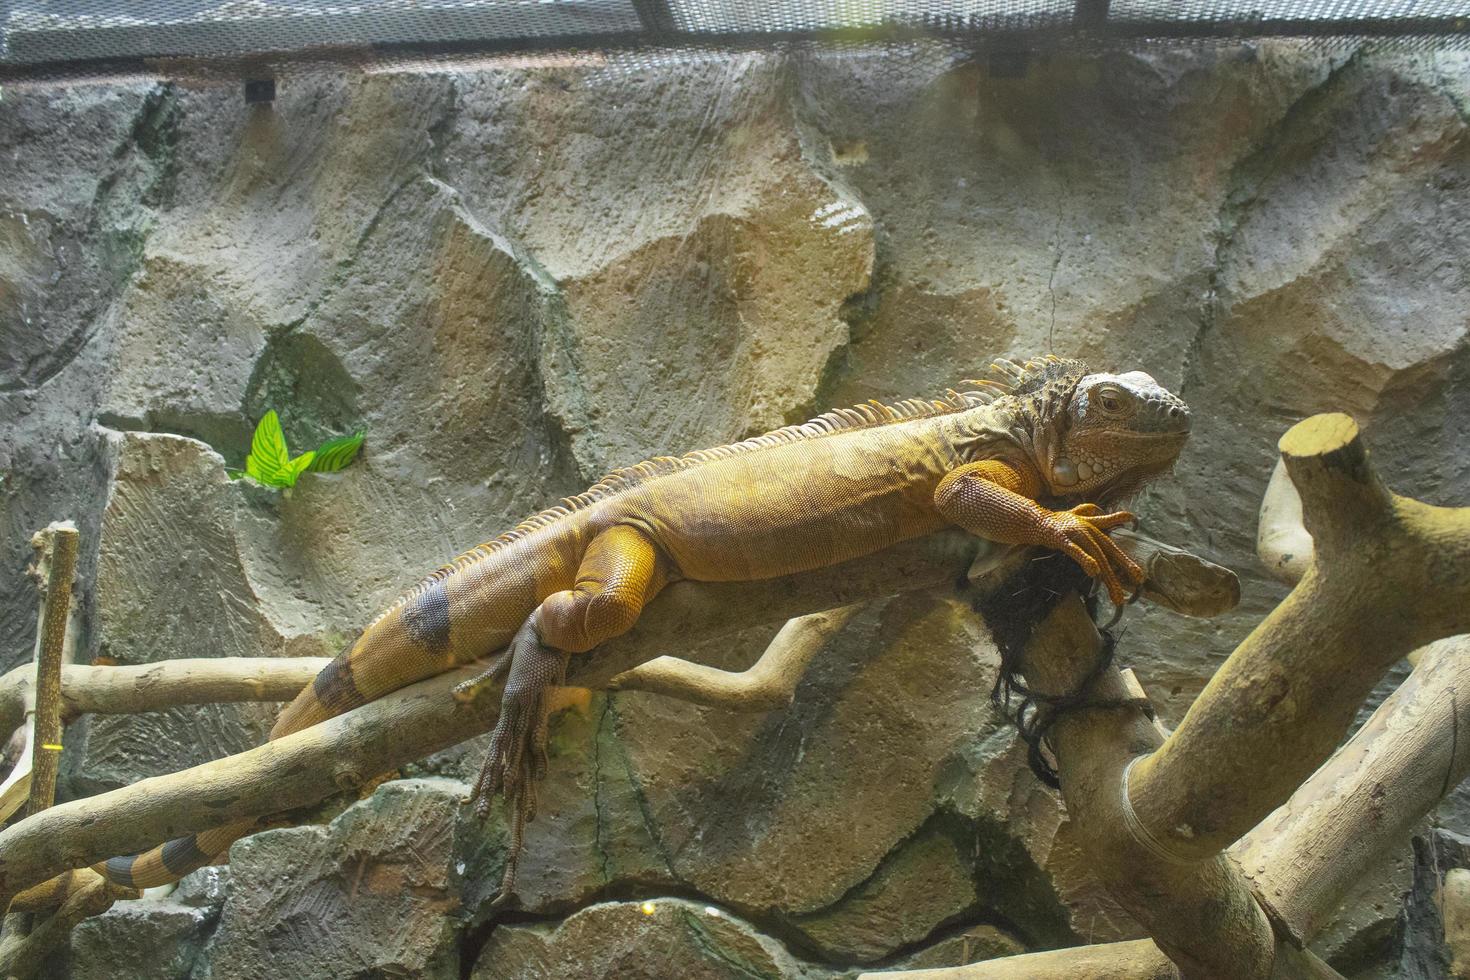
[1096,386,1128,414]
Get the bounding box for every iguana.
[93,355,1190,902]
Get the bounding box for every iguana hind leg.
[463,523,669,904]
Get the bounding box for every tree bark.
[0,657,334,737]
[1129,414,1470,861]
[23,522,77,819]
[0,531,979,909]
[1235,633,1470,944]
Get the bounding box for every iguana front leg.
[935,459,1143,604]
[456,524,669,904]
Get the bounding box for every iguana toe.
[1043,504,1146,606]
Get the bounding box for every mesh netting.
[0,1,1466,82]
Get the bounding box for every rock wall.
[0,38,1466,979]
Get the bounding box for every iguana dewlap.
[98,356,1189,901]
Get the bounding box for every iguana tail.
[94,565,530,889]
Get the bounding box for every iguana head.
[1047,369,1190,500]
[976,357,1190,503]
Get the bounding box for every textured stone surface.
[63,900,216,980]
[614,595,994,914]
[441,56,873,471]
[451,692,673,916]
[62,431,284,795]
[201,778,466,980]
[1314,843,1415,977]
[6,39,1469,980]
[472,898,826,980]
[1395,830,1470,980]
[790,824,979,962]
[890,923,1028,972]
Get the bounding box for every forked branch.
[1129,413,1470,861]
[870,413,1470,978]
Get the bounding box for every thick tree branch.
[1130,414,1470,860]
[0,532,980,909]
[1235,633,1470,944]
[0,657,334,737]
[869,630,1467,979]
[0,522,1234,912]
[865,588,1343,980]
[1010,593,1278,979]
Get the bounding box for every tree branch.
[1113,527,1239,619]
[584,528,1235,710]
[1010,593,1279,979]
[864,586,1344,980]
[0,520,1236,913]
[858,938,1177,979]
[1129,413,1470,860]
[606,603,865,709]
[1256,458,1313,586]
[1235,633,1470,944]
[0,657,334,738]
[0,524,136,977]
[0,532,980,909]
[0,869,133,977]
[23,522,76,820]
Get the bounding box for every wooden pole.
[0,523,136,979]
[22,522,77,819]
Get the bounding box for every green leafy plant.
[231,410,364,488]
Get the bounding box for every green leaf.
[305,431,365,473]
[245,452,283,487]
[225,468,246,481]
[281,451,316,488]
[246,410,293,487]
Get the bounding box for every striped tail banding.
[95,819,253,889]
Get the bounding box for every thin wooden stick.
[22,522,77,820]
[0,524,81,823]
[0,523,136,978]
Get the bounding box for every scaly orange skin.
[97,356,1188,897]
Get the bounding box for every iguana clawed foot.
[464,614,569,907]
[1038,502,1144,606]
